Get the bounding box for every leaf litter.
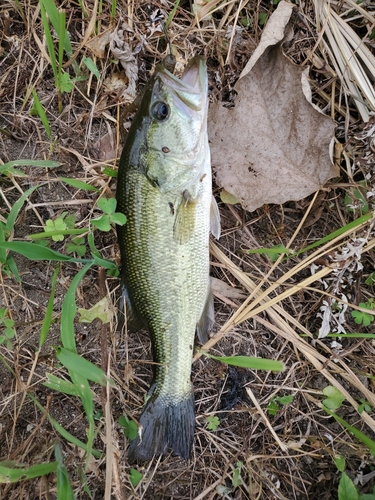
[209,0,338,212]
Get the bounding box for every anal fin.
[196,287,214,344]
[210,195,221,240]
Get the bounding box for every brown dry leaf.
[211,277,246,300]
[85,29,112,59]
[208,0,338,212]
[93,130,116,162]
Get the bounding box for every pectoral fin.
[117,282,144,332]
[196,288,214,344]
[210,196,221,240]
[173,196,197,244]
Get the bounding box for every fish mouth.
[159,56,207,112]
[180,56,207,94]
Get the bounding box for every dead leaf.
[78,297,113,324]
[303,192,327,228]
[93,131,116,162]
[109,23,138,100]
[211,277,246,300]
[84,29,112,59]
[208,0,338,212]
[239,0,294,79]
[103,72,128,94]
[220,189,240,205]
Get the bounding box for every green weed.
[351,299,375,327]
[91,197,127,232]
[358,399,373,414]
[0,308,16,349]
[118,415,138,440]
[206,415,220,431]
[0,461,57,483]
[322,386,346,410]
[129,468,143,488]
[267,395,294,416]
[202,352,284,372]
[335,456,375,500]
[216,460,243,496]
[30,89,51,139]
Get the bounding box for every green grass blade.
[60,262,93,351]
[40,0,73,58]
[294,212,373,256]
[59,177,99,191]
[0,222,6,264]
[90,253,117,270]
[57,10,66,77]
[82,57,100,80]
[29,394,101,458]
[204,353,284,371]
[324,408,375,456]
[39,267,59,346]
[0,160,59,173]
[110,0,116,19]
[60,261,96,461]
[166,0,180,29]
[0,461,58,483]
[39,0,58,78]
[56,347,114,387]
[55,443,75,500]
[29,228,88,240]
[0,241,91,262]
[44,373,81,396]
[31,89,51,139]
[6,186,38,232]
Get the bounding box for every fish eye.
[151,101,170,121]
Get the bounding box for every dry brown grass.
[1,0,375,499]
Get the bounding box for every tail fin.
[128,393,195,462]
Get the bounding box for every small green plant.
[267,395,294,416]
[335,456,375,500]
[258,12,268,25]
[247,244,291,262]
[0,308,16,348]
[30,89,51,139]
[118,415,138,440]
[66,236,86,257]
[232,461,243,488]
[351,299,375,327]
[129,468,143,488]
[217,460,244,496]
[358,398,373,414]
[322,386,346,410]
[38,0,85,113]
[344,182,369,215]
[91,198,127,232]
[365,273,375,286]
[206,415,220,431]
[45,213,73,242]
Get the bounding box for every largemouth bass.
[116,56,220,461]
